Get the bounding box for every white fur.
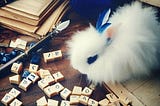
[67,1,160,83]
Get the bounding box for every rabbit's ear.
[105,23,121,38]
[102,24,121,45]
[96,9,111,32]
[98,22,111,33]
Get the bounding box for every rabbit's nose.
[87,54,98,64]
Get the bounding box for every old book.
[0,16,39,33]
[0,0,69,38]
[0,0,60,26]
[4,0,54,19]
[1,24,41,39]
[36,0,69,36]
[139,0,160,7]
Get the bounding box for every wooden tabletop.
[0,20,109,106]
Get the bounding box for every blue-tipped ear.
[96,9,111,29]
[97,23,111,33]
[96,9,111,33]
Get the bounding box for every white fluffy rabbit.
[67,1,160,83]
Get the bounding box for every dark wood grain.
[0,21,109,106]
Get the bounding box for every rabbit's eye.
[106,37,112,45]
[87,54,98,64]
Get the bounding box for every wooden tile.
[28,64,39,73]
[38,69,51,79]
[43,52,54,63]
[9,98,22,106]
[60,88,71,100]
[118,92,132,106]
[50,82,64,94]
[15,38,27,50]
[1,93,14,106]
[11,62,23,74]
[89,82,96,90]
[60,100,70,106]
[44,75,55,85]
[43,86,57,98]
[52,50,62,60]
[52,71,64,82]
[72,86,82,95]
[19,78,32,91]
[106,93,119,103]
[98,98,109,106]
[38,78,49,90]
[22,70,30,78]
[36,96,47,106]
[88,98,98,106]
[119,96,132,106]
[9,39,27,50]
[82,87,93,97]
[107,102,121,106]
[8,88,21,98]
[26,73,39,84]
[79,95,89,105]
[48,99,59,106]
[69,95,80,105]
[9,40,17,48]
[9,75,21,85]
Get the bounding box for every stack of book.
[139,0,160,7]
[0,0,69,39]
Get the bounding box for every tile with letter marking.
[119,94,132,106]
[36,96,47,106]
[43,52,54,63]
[51,82,64,94]
[19,78,32,91]
[44,75,55,85]
[107,101,121,106]
[9,40,17,48]
[82,87,93,97]
[11,62,23,74]
[28,64,39,73]
[60,88,71,100]
[79,95,89,105]
[38,78,49,90]
[26,73,39,84]
[1,93,14,106]
[52,71,64,82]
[38,69,51,79]
[88,98,98,106]
[52,50,62,60]
[60,100,70,106]
[72,86,82,95]
[106,93,119,103]
[15,38,27,50]
[48,99,59,106]
[43,86,57,98]
[98,98,109,106]
[9,75,21,85]
[8,88,21,98]
[69,95,80,105]
[9,98,22,106]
